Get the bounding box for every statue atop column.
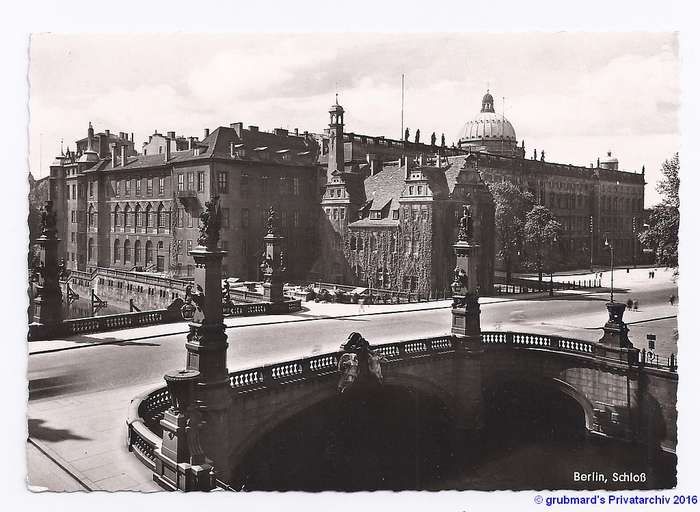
[197,196,221,249]
[457,204,473,242]
[40,200,57,237]
[430,132,436,146]
[404,127,410,142]
[266,206,276,235]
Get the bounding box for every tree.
[639,153,679,275]
[524,205,562,283]
[488,181,534,283]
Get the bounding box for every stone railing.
[126,330,677,476]
[228,334,454,393]
[481,331,596,356]
[62,309,182,336]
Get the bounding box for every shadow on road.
[28,418,90,442]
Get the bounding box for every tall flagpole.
[401,73,405,140]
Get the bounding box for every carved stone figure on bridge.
[40,200,57,237]
[337,332,388,393]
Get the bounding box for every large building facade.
[51,122,320,281]
[42,90,645,298]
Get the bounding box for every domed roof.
[459,112,516,142]
[600,151,618,164]
[459,90,517,143]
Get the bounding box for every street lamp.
[604,235,614,303]
[549,234,558,297]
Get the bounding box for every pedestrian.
[633,299,639,312]
[626,298,633,311]
[669,294,676,306]
[652,270,656,279]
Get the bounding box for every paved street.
[26,267,679,491]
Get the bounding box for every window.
[145,178,152,196]
[113,240,121,262]
[222,208,230,228]
[242,239,248,258]
[125,180,131,196]
[340,209,345,220]
[217,171,229,193]
[135,205,142,227]
[71,210,76,223]
[135,179,141,196]
[392,210,399,220]
[350,236,357,250]
[187,172,194,191]
[187,211,193,228]
[197,171,205,192]
[357,238,364,251]
[370,235,377,251]
[177,174,184,192]
[333,208,338,220]
[145,205,152,228]
[417,185,423,195]
[241,208,249,228]
[186,239,193,254]
[124,239,131,263]
[88,238,94,261]
[71,184,76,200]
[293,211,300,227]
[71,232,76,243]
[293,177,300,196]
[177,208,184,228]
[89,182,94,197]
[124,205,131,227]
[145,241,153,264]
[280,177,289,195]
[157,205,166,228]
[159,177,164,195]
[134,240,141,264]
[240,173,249,196]
[88,205,95,227]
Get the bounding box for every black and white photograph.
[5,2,699,510]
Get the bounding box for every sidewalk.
[28,290,575,355]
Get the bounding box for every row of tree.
[489,181,561,284]
[489,152,680,282]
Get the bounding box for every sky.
[29,32,679,206]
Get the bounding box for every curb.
[27,437,94,491]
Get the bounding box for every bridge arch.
[483,374,595,439]
[229,371,458,491]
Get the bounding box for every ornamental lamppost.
[549,234,558,297]
[604,234,614,303]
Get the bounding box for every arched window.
[114,205,121,228]
[113,239,121,262]
[88,205,95,228]
[145,240,153,264]
[124,204,131,228]
[124,239,131,263]
[88,238,94,261]
[157,241,164,251]
[157,204,165,228]
[350,235,357,250]
[134,204,141,228]
[134,240,142,264]
[145,204,152,228]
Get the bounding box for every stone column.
[181,196,233,483]
[153,369,216,491]
[451,205,482,352]
[595,302,639,364]
[450,204,484,455]
[260,206,287,313]
[28,200,64,340]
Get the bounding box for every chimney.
[105,129,110,137]
[110,143,117,168]
[164,138,171,162]
[130,132,134,142]
[167,131,176,139]
[188,137,195,150]
[204,128,210,138]
[404,156,410,180]
[294,128,299,136]
[274,128,288,137]
[248,125,259,133]
[231,122,243,137]
[121,145,127,167]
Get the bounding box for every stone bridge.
[127,330,678,489]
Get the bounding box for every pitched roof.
[362,161,405,213]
